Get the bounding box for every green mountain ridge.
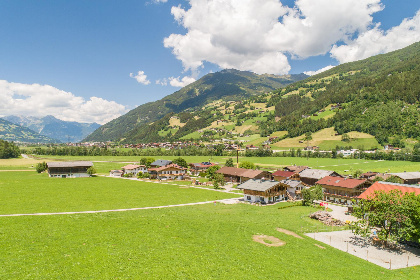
[84,69,308,142]
[0,118,59,143]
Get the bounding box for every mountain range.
[0,118,58,143]
[2,115,100,143]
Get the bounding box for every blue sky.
[0,0,419,124]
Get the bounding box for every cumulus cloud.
[304,65,335,76]
[164,0,384,75]
[155,78,168,86]
[130,70,151,85]
[169,76,196,87]
[331,10,420,63]
[0,80,127,124]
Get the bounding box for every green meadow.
[0,168,419,278]
[0,172,238,215]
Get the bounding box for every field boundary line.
[0,198,240,217]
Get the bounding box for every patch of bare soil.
[252,235,286,247]
[276,228,303,239]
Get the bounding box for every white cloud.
[0,80,127,125]
[331,10,420,63]
[130,70,151,85]
[304,65,335,76]
[168,76,196,87]
[155,78,168,86]
[164,0,384,75]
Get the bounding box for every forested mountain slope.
[0,118,59,143]
[84,69,307,142]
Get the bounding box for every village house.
[272,170,300,181]
[121,164,148,176]
[299,169,341,186]
[148,164,188,180]
[216,166,271,183]
[237,179,287,204]
[47,161,93,178]
[283,165,308,173]
[279,179,308,200]
[388,172,420,185]
[150,159,172,168]
[358,181,420,200]
[189,162,217,175]
[317,176,371,205]
[359,172,391,181]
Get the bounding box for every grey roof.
[388,172,420,180]
[280,179,304,188]
[299,169,335,179]
[151,159,172,167]
[237,179,280,192]
[377,181,420,189]
[47,161,93,168]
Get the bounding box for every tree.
[140,157,155,168]
[385,175,404,184]
[352,190,420,244]
[239,161,255,169]
[206,165,221,180]
[214,144,224,156]
[301,185,323,206]
[87,166,96,176]
[213,173,225,189]
[341,133,350,142]
[303,131,312,142]
[352,169,363,178]
[225,158,234,167]
[35,161,48,173]
[173,157,188,168]
[0,140,20,159]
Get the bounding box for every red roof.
[358,181,420,200]
[272,170,295,178]
[316,176,366,189]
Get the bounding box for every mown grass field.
[25,154,420,175]
[0,172,238,215]
[1,197,419,279]
[1,167,419,278]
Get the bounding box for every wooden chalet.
[216,166,271,183]
[148,164,188,180]
[237,179,287,203]
[279,179,308,200]
[360,172,391,181]
[272,170,300,181]
[283,165,308,173]
[317,176,371,205]
[47,161,93,178]
[189,162,217,175]
[299,169,341,186]
[388,172,420,185]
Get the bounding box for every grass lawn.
[0,172,239,215]
[1,202,419,279]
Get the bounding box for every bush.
[35,162,48,173]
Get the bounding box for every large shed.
[47,161,93,178]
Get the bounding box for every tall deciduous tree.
[352,190,420,244]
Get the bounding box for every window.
[247,196,251,200]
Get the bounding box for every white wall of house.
[244,194,284,203]
[49,173,89,178]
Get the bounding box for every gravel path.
[306,230,420,269]
[0,198,240,217]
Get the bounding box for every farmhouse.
[237,179,287,203]
[279,179,308,200]
[388,172,420,185]
[317,176,371,205]
[284,165,308,173]
[360,172,391,181]
[150,159,172,168]
[358,181,420,200]
[47,161,93,178]
[272,170,300,181]
[216,166,271,183]
[148,164,188,180]
[299,169,341,186]
[189,162,217,175]
[121,164,148,176]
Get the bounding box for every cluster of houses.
[46,160,420,207]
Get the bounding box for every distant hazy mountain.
[0,118,59,143]
[84,69,308,142]
[3,115,100,143]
